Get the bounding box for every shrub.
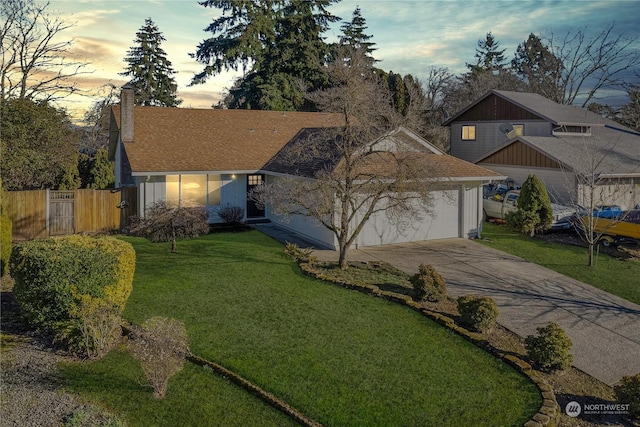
[524,322,573,371]
[128,317,189,399]
[72,295,122,359]
[129,201,209,252]
[284,241,313,263]
[10,235,135,352]
[1,214,11,276]
[217,206,245,225]
[506,174,553,236]
[614,373,640,419]
[410,264,446,302]
[457,295,499,332]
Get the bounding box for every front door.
[246,174,265,218]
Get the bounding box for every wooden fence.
[5,188,137,241]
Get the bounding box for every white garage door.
[355,189,460,247]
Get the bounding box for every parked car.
[483,190,574,230]
[592,205,624,219]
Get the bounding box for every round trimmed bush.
[457,295,499,332]
[410,264,446,302]
[10,235,135,350]
[524,322,573,371]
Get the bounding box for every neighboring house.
[110,87,503,249]
[444,90,640,209]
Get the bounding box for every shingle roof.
[263,127,503,179]
[445,89,638,131]
[111,106,344,173]
[492,90,638,130]
[479,127,640,176]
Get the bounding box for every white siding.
[354,189,460,248]
[134,173,250,223]
[264,175,336,248]
[461,183,482,238]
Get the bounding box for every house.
[444,90,640,209]
[109,87,503,249]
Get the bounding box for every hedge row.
[10,235,135,349]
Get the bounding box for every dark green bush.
[410,264,446,302]
[457,295,499,332]
[1,214,11,276]
[524,322,573,371]
[10,235,135,352]
[614,373,640,419]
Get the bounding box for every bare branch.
[1,0,92,104]
[547,25,640,107]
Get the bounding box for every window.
[166,175,179,205]
[208,175,221,206]
[513,124,524,136]
[165,174,222,207]
[181,175,207,206]
[248,174,263,186]
[462,125,476,140]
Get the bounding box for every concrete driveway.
[312,238,640,386]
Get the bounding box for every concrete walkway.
[309,238,640,386]
[255,224,640,385]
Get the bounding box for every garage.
[354,189,460,247]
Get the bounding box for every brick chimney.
[120,84,134,143]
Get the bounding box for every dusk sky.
[46,0,640,121]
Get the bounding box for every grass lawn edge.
[298,260,560,427]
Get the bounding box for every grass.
[479,222,640,305]
[62,230,541,426]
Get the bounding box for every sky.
[43,0,640,122]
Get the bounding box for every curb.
[299,261,560,427]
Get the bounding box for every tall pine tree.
[512,34,564,103]
[121,18,181,107]
[191,0,339,110]
[466,32,507,74]
[338,6,377,66]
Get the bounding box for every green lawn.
[479,222,640,305]
[62,230,541,426]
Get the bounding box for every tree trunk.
[171,227,177,253]
[338,239,348,270]
[588,242,594,267]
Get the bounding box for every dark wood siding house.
[443,90,640,208]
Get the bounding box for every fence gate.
[49,191,75,235]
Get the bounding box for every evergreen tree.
[466,32,507,74]
[1,98,79,190]
[338,6,376,66]
[121,18,181,107]
[512,34,564,103]
[192,0,339,110]
[506,175,553,236]
[87,148,115,189]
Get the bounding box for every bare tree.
[82,82,118,152]
[0,0,90,104]
[561,135,636,267]
[547,25,640,107]
[253,47,446,269]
